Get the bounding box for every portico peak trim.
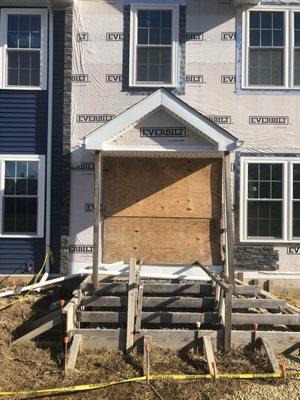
[83,89,238,152]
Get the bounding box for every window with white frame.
[240,158,300,242]
[294,12,300,85]
[0,155,45,237]
[243,8,300,89]
[129,4,179,87]
[0,9,48,89]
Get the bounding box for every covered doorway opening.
[102,156,222,266]
[82,88,238,288]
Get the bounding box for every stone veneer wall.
[60,6,72,274]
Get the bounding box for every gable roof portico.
[83,89,238,155]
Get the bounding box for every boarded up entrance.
[103,157,222,265]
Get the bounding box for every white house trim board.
[83,89,238,152]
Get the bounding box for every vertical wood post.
[224,285,233,353]
[224,152,235,287]
[92,151,102,291]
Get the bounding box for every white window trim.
[240,156,300,243]
[242,5,300,90]
[0,154,45,238]
[0,8,48,90]
[129,3,179,88]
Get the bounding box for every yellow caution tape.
[0,372,299,397]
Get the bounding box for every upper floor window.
[243,9,300,89]
[129,4,179,87]
[0,9,48,90]
[0,155,45,238]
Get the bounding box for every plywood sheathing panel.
[102,157,222,265]
[103,217,221,265]
[103,158,222,219]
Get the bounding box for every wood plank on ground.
[13,309,62,344]
[65,334,82,372]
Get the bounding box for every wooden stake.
[143,336,152,379]
[224,285,233,353]
[65,334,82,372]
[126,258,137,353]
[258,337,280,373]
[92,150,103,292]
[202,336,218,376]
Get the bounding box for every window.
[247,163,283,238]
[129,4,179,87]
[294,13,300,85]
[243,8,300,89]
[0,9,48,89]
[240,158,300,242]
[293,165,300,236]
[248,11,284,86]
[0,155,45,237]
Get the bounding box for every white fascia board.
[85,90,163,150]
[161,90,237,151]
[84,89,237,152]
[234,0,259,5]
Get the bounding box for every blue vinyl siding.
[0,91,48,154]
[0,9,67,275]
[0,91,48,274]
[0,238,45,274]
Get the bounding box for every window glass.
[3,161,38,234]
[7,51,40,86]
[294,13,300,85]
[6,14,41,87]
[248,11,284,86]
[136,9,173,84]
[7,15,41,49]
[293,164,300,237]
[247,163,283,238]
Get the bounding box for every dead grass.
[0,290,299,400]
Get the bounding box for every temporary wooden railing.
[196,262,233,353]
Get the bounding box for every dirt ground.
[0,287,299,400]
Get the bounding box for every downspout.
[45,1,54,273]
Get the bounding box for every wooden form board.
[73,328,300,354]
[103,158,222,265]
